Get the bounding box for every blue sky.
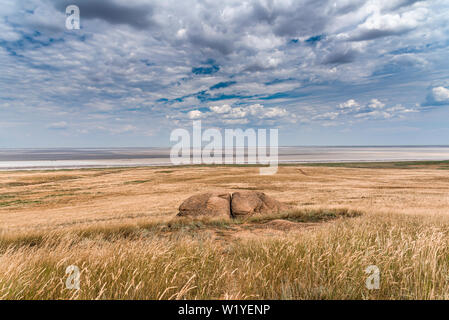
[1,0,449,147]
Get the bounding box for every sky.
[1,0,449,147]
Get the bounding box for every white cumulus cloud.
[431,86,449,102]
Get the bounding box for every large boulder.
[230,191,287,217]
[177,192,231,217]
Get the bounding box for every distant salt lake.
[0,146,448,170]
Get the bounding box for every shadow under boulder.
[177,191,289,219]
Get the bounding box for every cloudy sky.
[1,0,449,147]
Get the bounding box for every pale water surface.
[0,146,448,170]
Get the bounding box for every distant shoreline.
[1,146,448,171]
[1,159,448,172]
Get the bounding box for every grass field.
[1,162,449,299]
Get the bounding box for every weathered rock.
[177,191,288,218]
[230,191,287,217]
[177,192,231,217]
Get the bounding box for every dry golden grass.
[1,163,449,299]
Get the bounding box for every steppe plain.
[1,161,449,299]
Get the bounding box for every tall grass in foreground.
[1,211,449,299]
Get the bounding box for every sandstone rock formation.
[230,191,286,217]
[177,192,231,217]
[177,191,287,218]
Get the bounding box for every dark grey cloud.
[271,0,330,37]
[187,31,234,55]
[243,63,275,72]
[323,49,356,64]
[250,1,278,25]
[385,0,427,12]
[52,0,155,29]
[333,1,365,15]
[349,28,413,42]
